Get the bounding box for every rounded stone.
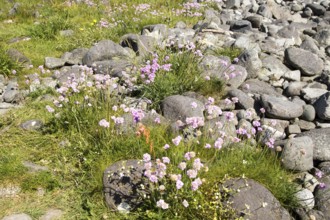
[295,188,315,210]
[301,105,316,121]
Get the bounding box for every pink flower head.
[214,138,223,149]
[156,199,169,209]
[163,144,170,150]
[184,151,196,161]
[316,170,323,179]
[46,105,55,113]
[260,108,266,114]
[176,180,184,189]
[178,162,187,170]
[172,135,182,146]
[191,178,202,191]
[191,102,198,109]
[99,119,110,128]
[187,169,198,179]
[143,153,151,162]
[162,157,170,164]
[204,143,211,149]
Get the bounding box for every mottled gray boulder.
[295,128,330,161]
[295,188,315,210]
[227,89,255,109]
[283,70,301,81]
[167,27,195,45]
[229,20,252,32]
[285,47,324,76]
[39,209,63,220]
[82,40,135,66]
[301,87,328,104]
[301,105,316,121]
[295,120,316,131]
[226,0,241,9]
[44,57,66,69]
[54,65,91,85]
[142,24,169,44]
[2,213,32,220]
[92,60,133,77]
[61,48,88,65]
[221,178,291,220]
[120,34,156,57]
[3,89,22,103]
[161,95,204,122]
[261,95,304,119]
[257,4,273,18]
[103,159,149,212]
[6,48,31,66]
[314,92,330,120]
[277,25,302,45]
[314,29,330,46]
[262,55,290,80]
[240,79,282,97]
[281,136,314,171]
[285,81,307,97]
[287,124,301,134]
[314,176,330,218]
[20,119,43,131]
[300,37,322,57]
[237,49,262,79]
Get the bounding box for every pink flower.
[163,144,170,150]
[260,108,266,114]
[154,117,161,124]
[162,157,170,164]
[214,138,223,149]
[204,143,211,149]
[99,119,110,128]
[316,171,323,179]
[156,199,169,209]
[46,105,55,113]
[143,153,151,162]
[176,180,184,190]
[172,135,182,146]
[191,102,198,109]
[178,162,187,170]
[184,151,196,161]
[187,169,198,179]
[191,178,202,191]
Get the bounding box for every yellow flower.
[79,28,84,31]
[93,19,97,23]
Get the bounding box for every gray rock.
[226,65,248,89]
[300,37,322,57]
[257,4,273,18]
[318,162,330,175]
[0,185,21,198]
[226,0,241,9]
[285,47,324,76]
[175,21,186,29]
[227,89,255,109]
[285,81,307,96]
[142,24,169,44]
[221,178,291,220]
[283,70,301,81]
[314,176,330,218]
[8,3,20,16]
[237,49,262,79]
[314,92,330,120]
[301,105,316,121]
[161,95,204,122]
[82,40,135,66]
[295,120,316,131]
[295,188,315,209]
[20,119,43,131]
[314,29,330,46]
[6,48,31,66]
[245,15,262,28]
[120,34,156,57]
[44,57,66,69]
[262,55,290,80]
[229,20,252,33]
[2,213,32,220]
[240,79,281,97]
[103,159,149,211]
[277,25,302,45]
[3,89,22,103]
[92,60,133,77]
[281,136,314,171]
[306,4,326,16]
[326,46,330,57]
[59,29,74,37]
[39,209,63,220]
[0,103,16,109]
[295,128,330,161]
[61,48,88,65]
[302,7,313,17]
[261,94,304,119]
[286,124,301,134]
[302,173,319,192]
[22,161,48,173]
[301,87,328,104]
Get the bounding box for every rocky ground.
[1,0,330,219]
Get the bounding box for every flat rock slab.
[281,136,314,171]
[103,159,148,212]
[285,47,324,76]
[2,213,32,220]
[20,119,43,131]
[240,79,281,97]
[295,128,330,161]
[39,209,63,220]
[221,178,291,220]
[261,95,303,119]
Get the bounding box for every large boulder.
[221,178,292,220]
[314,92,330,120]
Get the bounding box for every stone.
[281,136,314,171]
[295,120,316,131]
[301,88,328,104]
[295,128,330,161]
[283,70,301,82]
[103,159,149,211]
[61,48,88,65]
[225,65,248,89]
[120,34,156,57]
[314,176,330,218]
[59,29,74,37]
[22,161,48,173]
[257,4,273,18]
[314,92,330,120]
[300,37,322,57]
[161,95,205,122]
[226,0,241,9]
[6,48,31,66]
[3,89,22,103]
[229,20,252,33]
[240,79,282,97]
[227,89,255,109]
[260,94,303,120]
[237,49,262,79]
[284,47,324,76]
[2,213,32,220]
[277,25,302,46]
[39,209,63,220]
[0,185,21,198]
[286,124,301,134]
[285,81,307,97]
[92,60,133,77]
[295,188,315,210]
[302,173,319,192]
[221,178,291,220]
[318,162,330,175]
[301,105,316,121]
[306,4,326,16]
[262,55,290,80]
[82,40,135,66]
[44,57,66,69]
[20,119,43,131]
[314,29,330,46]
[245,15,263,28]
[142,24,169,44]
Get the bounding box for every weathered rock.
[237,49,262,78]
[301,87,328,104]
[44,57,66,69]
[227,89,255,109]
[262,55,290,80]
[314,176,330,218]
[0,185,21,198]
[281,136,314,171]
[161,95,204,122]
[314,92,330,120]
[229,20,252,32]
[301,105,316,121]
[283,70,301,82]
[20,119,43,131]
[295,188,315,210]
[39,209,63,220]
[92,60,133,77]
[120,34,156,57]
[2,213,32,220]
[6,48,31,66]
[286,124,301,134]
[314,29,330,46]
[82,40,135,66]
[306,4,326,16]
[226,0,241,9]
[285,81,307,97]
[240,79,282,97]
[295,128,330,161]
[277,25,302,46]
[221,178,291,220]
[295,120,316,131]
[61,48,88,65]
[285,47,324,76]
[260,94,304,119]
[103,159,149,212]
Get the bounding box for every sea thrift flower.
[319,183,326,189]
[193,158,204,171]
[112,105,118,111]
[172,135,182,146]
[178,162,187,170]
[154,117,161,124]
[162,157,170,164]
[46,105,55,113]
[231,97,239,103]
[186,117,204,129]
[205,143,211,149]
[163,144,170,150]
[252,120,261,127]
[149,175,158,183]
[224,98,232,105]
[316,171,323,179]
[143,153,151,162]
[156,199,169,210]
[111,116,124,124]
[12,70,16,75]
[184,151,196,160]
[265,138,275,148]
[191,178,202,191]
[191,102,198,109]
[187,169,198,179]
[214,138,223,149]
[182,200,189,208]
[176,180,184,189]
[204,75,210,80]
[260,108,266,114]
[99,119,110,128]
[207,97,215,105]
[225,112,235,121]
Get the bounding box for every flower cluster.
[140,54,172,84]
